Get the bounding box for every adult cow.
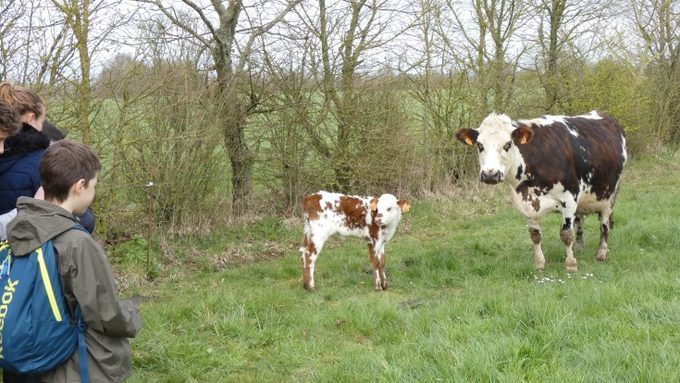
[456,111,627,272]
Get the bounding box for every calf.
[300,191,411,291]
[456,111,626,272]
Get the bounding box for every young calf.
[300,191,411,291]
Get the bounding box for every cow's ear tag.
[456,128,478,146]
[369,198,378,211]
[512,125,534,145]
[518,134,529,144]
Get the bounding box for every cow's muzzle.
[480,170,503,184]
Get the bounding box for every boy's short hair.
[40,140,101,202]
[0,100,21,136]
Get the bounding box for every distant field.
[124,149,680,382]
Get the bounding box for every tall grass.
[122,149,680,382]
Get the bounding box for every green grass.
[123,149,680,382]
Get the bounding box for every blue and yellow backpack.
[0,225,89,382]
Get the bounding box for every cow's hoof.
[304,284,315,292]
[533,257,545,270]
[565,259,578,273]
[596,249,608,261]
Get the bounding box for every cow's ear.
[397,200,411,213]
[456,128,478,146]
[369,198,378,211]
[512,123,534,145]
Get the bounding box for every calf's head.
[456,113,534,184]
[369,194,411,226]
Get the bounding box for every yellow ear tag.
[519,133,529,145]
[464,137,474,145]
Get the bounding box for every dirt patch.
[212,241,289,270]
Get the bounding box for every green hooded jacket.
[7,197,141,383]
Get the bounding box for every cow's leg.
[301,230,327,291]
[574,214,585,250]
[560,206,578,272]
[377,247,388,291]
[367,244,384,291]
[596,207,613,261]
[528,222,545,270]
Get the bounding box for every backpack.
[0,225,89,383]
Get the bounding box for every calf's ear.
[512,123,534,145]
[456,128,478,145]
[397,200,411,213]
[369,198,378,211]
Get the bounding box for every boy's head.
[40,140,101,214]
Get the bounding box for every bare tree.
[533,0,615,112]
[440,0,530,116]
[137,0,302,215]
[293,0,415,192]
[631,0,680,141]
[48,0,130,144]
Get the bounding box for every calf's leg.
[378,248,388,290]
[301,232,326,291]
[367,244,386,291]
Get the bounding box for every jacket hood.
[7,196,80,256]
[5,123,50,155]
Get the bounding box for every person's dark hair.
[39,140,101,203]
[0,100,21,136]
[42,120,66,142]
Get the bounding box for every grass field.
[124,149,680,382]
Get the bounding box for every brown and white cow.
[300,191,411,291]
[456,111,627,272]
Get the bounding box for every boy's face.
[72,176,97,214]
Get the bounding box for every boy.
[6,140,141,383]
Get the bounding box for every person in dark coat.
[0,83,50,244]
[0,120,50,214]
[0,84,95,240]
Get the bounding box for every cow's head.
[370,194,410,226]
[456,113,534,184]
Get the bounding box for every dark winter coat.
[0,123,50,214]
[7,197,141,383]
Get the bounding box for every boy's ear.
[456,128,479,146]
[397,200,411,213]
[72,178,87,194]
